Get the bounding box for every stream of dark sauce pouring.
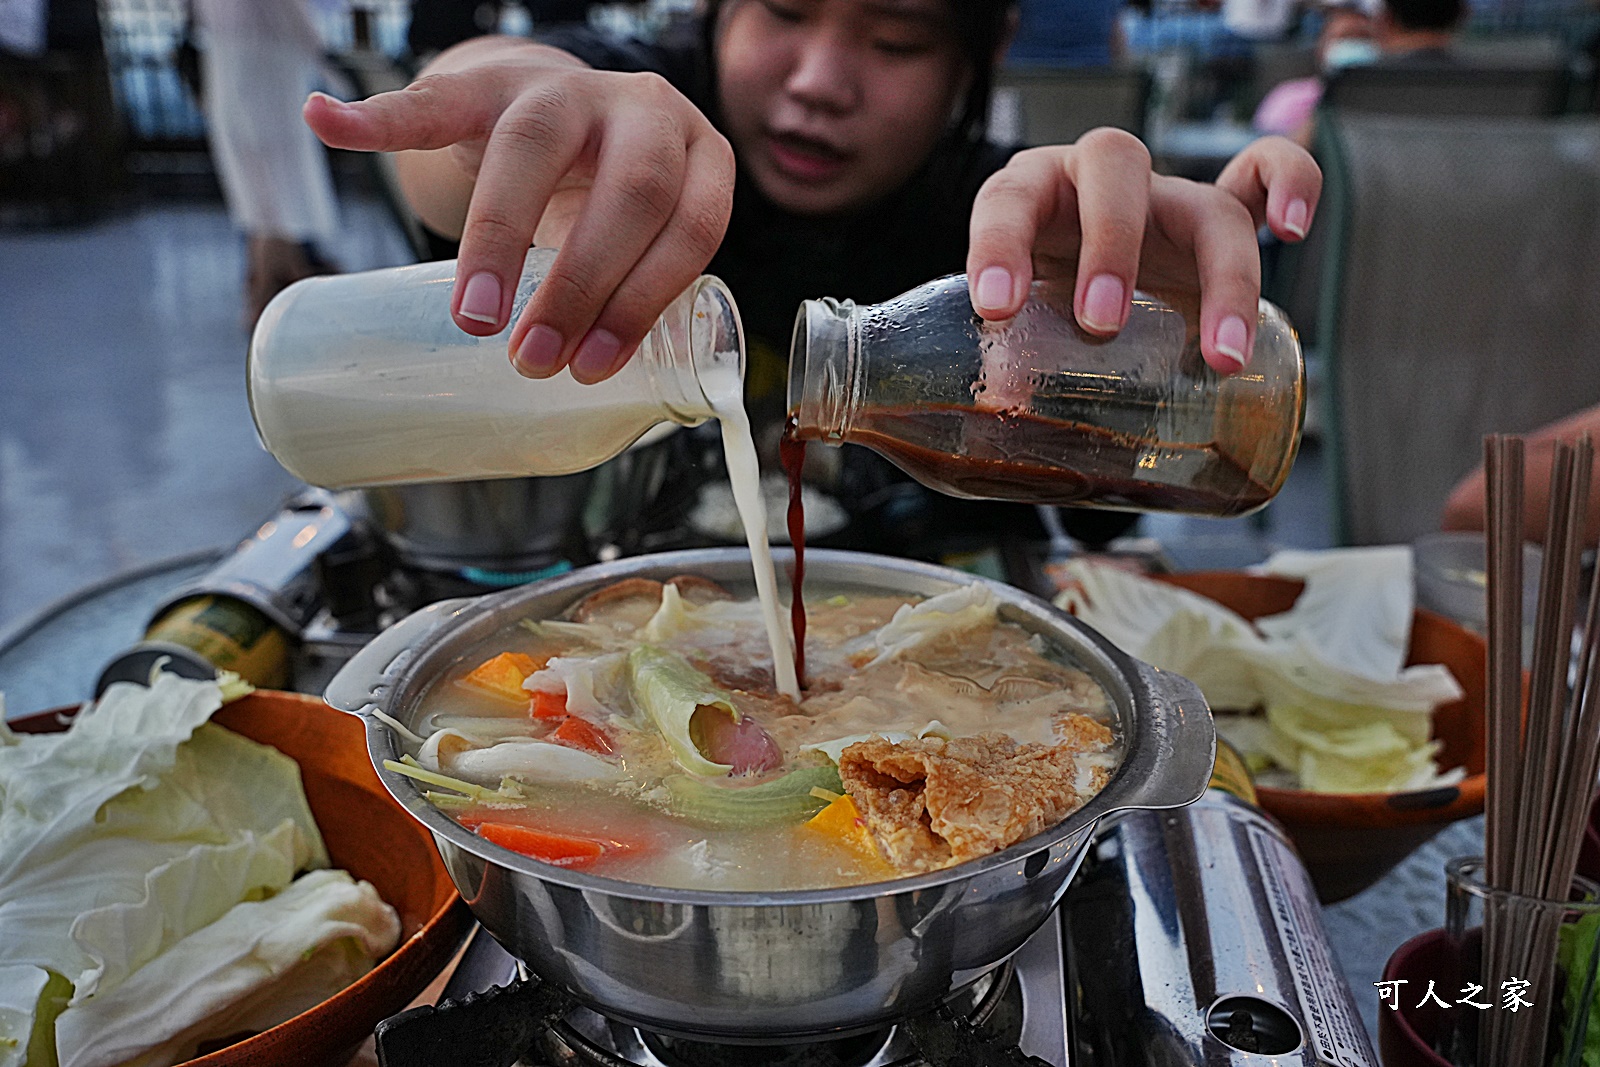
[780,414,808,689]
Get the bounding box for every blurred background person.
[1252,0,1374,143]
[1370,0,1466,62]
[1251,0,1462,144]
[1441,403,1600,546]
[193,0,344,323]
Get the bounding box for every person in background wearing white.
[194,0,343,323]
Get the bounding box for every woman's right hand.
[304,36,735,383]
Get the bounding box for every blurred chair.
[991,66,1154,145]
[1266,52,1576,354]
[1321,61,1572,117]
[1241,41,1318,120]
[1313,113,1600,544]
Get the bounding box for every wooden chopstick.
[1480,434,1600,1065]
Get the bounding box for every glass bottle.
[247,248,743,490]
[787,275,1304,517]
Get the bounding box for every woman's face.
[716,0,971,216]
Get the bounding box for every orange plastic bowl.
[1155,572,1487,904]
[12,690,473,1067]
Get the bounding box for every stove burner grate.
[375,958,1051,1067]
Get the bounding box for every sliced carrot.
[551,714,615,756]
[473,822,606,867]
[529,689,569,721]
[459,651,546,704]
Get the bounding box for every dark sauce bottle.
[781,276,1305,658]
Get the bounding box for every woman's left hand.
[965,132,1322,374]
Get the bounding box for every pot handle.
[1126,663,1217,812]
[325,597,474,718]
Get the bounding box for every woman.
[303,0,1320,390]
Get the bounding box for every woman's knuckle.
[621,157,681,221]
[706,131,736,177]
[499,104,565,155]
[466,210,524,249]
[552,262,605,309]
[1078,126,1150,163]
[978,168,1037,206]
[682,200,727,255]
[627,70,677,102]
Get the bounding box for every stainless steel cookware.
[325,548,1214,1041]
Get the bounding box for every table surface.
[0,555,1471,1049]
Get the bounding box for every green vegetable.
[663,765,843,828]
[24,971,69,1067]
[384,757,524,802]
[628,645,741,776]
[1556,910,1600,1067]
[1058,558,1466,793]
[0,671,395,1067]
[422,791,478,812]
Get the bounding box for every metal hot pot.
[325,548,1214,1041]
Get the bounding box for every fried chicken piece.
[837,717,1114,874]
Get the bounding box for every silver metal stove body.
[1062,794,1377,1067]
[439,914,1072,1067]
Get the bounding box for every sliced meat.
[689,706,784,775]
[837,718,1114,874]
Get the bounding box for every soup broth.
[397,576,1120,891]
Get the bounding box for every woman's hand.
[965,131,1322,374]
[304,36,735,383]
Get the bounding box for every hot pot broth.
[398,575,1120,891]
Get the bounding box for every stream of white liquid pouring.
[701,363,802,701]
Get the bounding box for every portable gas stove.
[376,918,1066,1067]
[368,793,1376,1067]
[377,908,1062,1067]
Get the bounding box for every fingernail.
[974,267,1013,313]
[1283,198,1309,239]
[570,329,623,383]
[1215,315,1250,370]
[309,91,347,110]
[513,324,564,377]
[458,272,502,325]
[1081,274,1126,333]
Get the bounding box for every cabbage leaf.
[523,653,627,720]
[627,645,739,776]
[52,869,399,1067]
[0,672,393,1067]
[1056,557,1465,793]
[857,583,999,667]
[1255,546,1414,682]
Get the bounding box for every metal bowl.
[325,548,1213,1040]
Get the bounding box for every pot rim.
[335,547,1214,907]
